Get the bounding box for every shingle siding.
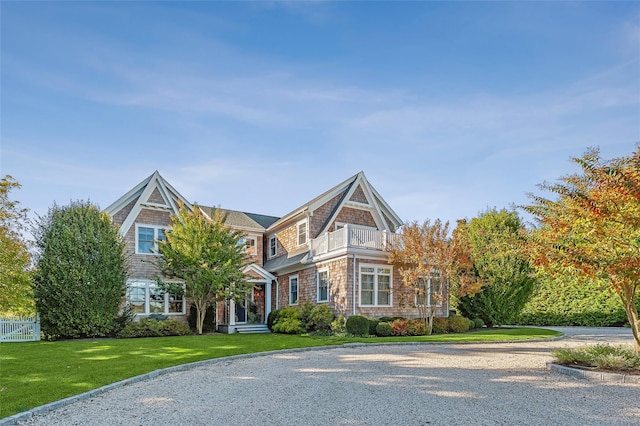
[349,185,369,204]
[334,207,377,229]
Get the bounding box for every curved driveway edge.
[1,345,330,426]
[548,362,640,384]
[0,338,561,426]
[2,327,635,425]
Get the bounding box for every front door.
[235,298,248,323]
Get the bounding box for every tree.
[456,209,536,327]
[0,176,34,315]
[157,204,251,335]
[525,147,640,353]
[388,219,454,335]
[33,201,127,338]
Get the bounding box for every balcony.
[309,225,398,258]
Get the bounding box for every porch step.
[235,324,270,334]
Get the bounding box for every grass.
[0,327,560,419]
[553,344,640,372]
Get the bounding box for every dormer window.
[297,220,307,246]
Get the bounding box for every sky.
[1,1,639,231]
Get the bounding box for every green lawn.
[0,328,560,418]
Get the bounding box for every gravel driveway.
[19,327,639,425]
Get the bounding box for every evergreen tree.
[33,201,127,338]
[456,209,535,327]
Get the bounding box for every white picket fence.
[0,314,41,342]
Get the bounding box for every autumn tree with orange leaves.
[389,219,480,334]
[525,147,640,353]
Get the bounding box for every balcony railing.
[310,225,399,257]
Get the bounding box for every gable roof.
[199,207,279,232]
[266,171,403,233]
[104,171,192,237]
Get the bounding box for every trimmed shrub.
[473,318,485,329]
[308,304,335,333]
[300,302,315,331]
[407,319,428,336]
[33,201,128,339]
[346,315,370,336]
[272,307,303,334]
[375,322,392,337]
[160,319,192,336]
[516,274,640,327]
[368,318,380,336]
[390,319,428,336]
[187,304,216,333]
[448,315,471,333]
[379,316,404,323]
[149,313,168,322]
[272,317,303,334]
[331,314,346,334]
[390,319,409,336]
[118,318,191,338]
[267,309,280,331]
[432,317,448,334]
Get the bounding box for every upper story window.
[359,264,392,306]
[269,236,277,257]
[136,224,168,255]
[238,236,257,255]
[297,220,307,246]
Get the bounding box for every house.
[105,171,449,333]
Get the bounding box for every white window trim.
[126,279,186,315]
[297,219,308,246]
[317,268,329,303]
[135,224,169,255]
[289,275,299,306]
[269,235,277,257]
[359,264,393,307]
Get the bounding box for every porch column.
[229,298,236,326]
[265,279,272,323]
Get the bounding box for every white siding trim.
[358,263,393,307]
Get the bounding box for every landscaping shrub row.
[268,306,482,337]
[515,311,630,327]
[117,317,191,338]
[267,302,336,335]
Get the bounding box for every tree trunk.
[622,296,640,355]
[195,300,206,335]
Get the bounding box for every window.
[238,236,257,255]
[269,236,277,257]
[289,275,299,305]
[317,269,329,303]
[128,286,146,314]
[126,280,185,315]
[359,265,392,306]
[136,225,168,255]
[297,220,307,246]
[416,271,443,307]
